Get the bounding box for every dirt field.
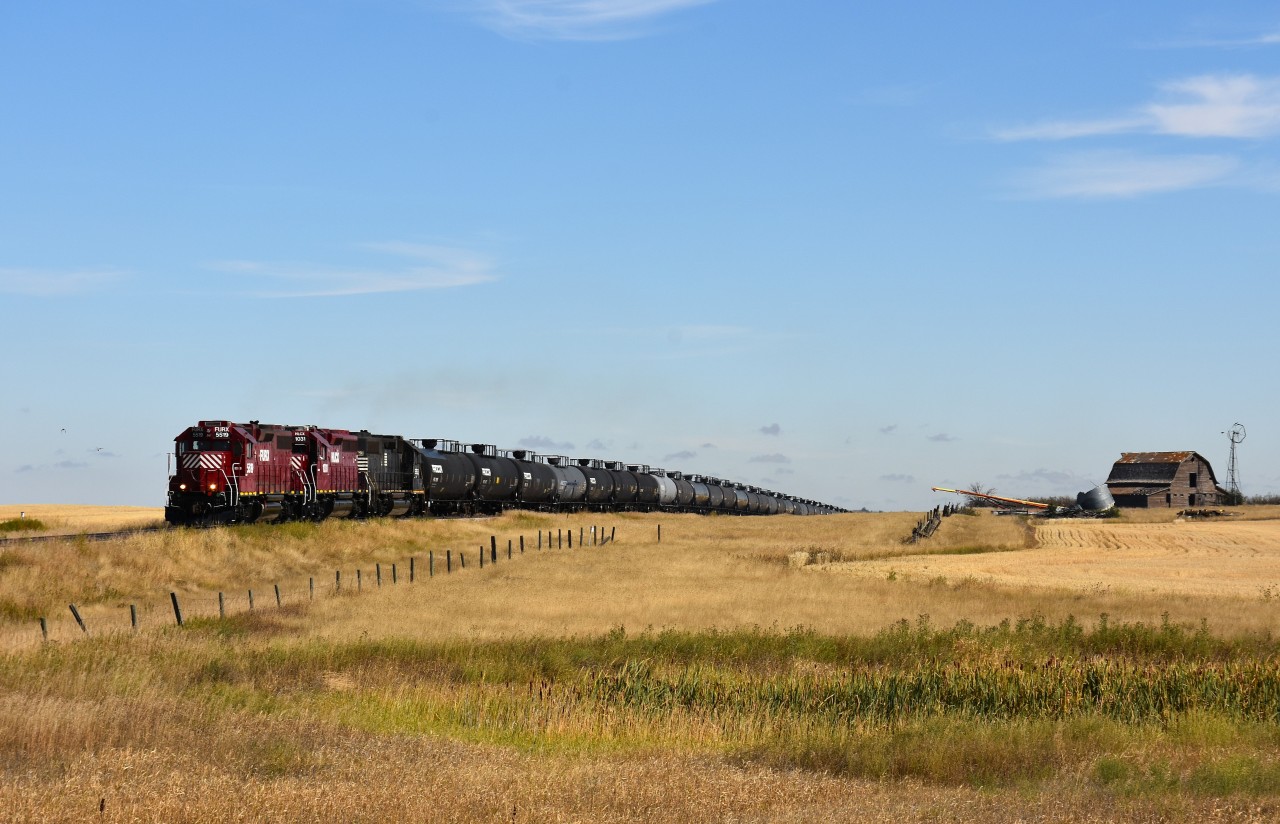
[830,516,1280,600]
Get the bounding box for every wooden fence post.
[507,539,512,560]
[568,529,573,549]
[69,604,86,634]
[336,570,341,593]
[392,563,398,585]
[218,592,225,619]
[170,592,184,627]
[39,617,47,641]
[658,524,662,543]
[275,583,282,607]
[357,570,362,591]
[491,536,497,564]
[538,531,542,550]
[376,563,382,588]
[558,528,562,549]
[480,546,484,568]
[430,551,435,577]
[446,550,452,573]
[520,535,524,554]
[410,557,415,583]
[130,604,137,631]
[611,526,616,543]
[309,577,314,600]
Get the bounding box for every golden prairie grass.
[6,507,1280,820]
[0,504,164,535]
[7,507,1280,643]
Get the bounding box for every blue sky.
[2,1,1278,510]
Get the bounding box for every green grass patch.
[0,518,45,533]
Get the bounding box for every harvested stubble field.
[4,506,1280,822]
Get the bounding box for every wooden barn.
[1104,452,1224,508]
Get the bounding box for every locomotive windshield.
[180,440,235,453]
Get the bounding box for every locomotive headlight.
[179,483,187,491]
[208,483,217,491]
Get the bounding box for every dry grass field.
[0,503,164,535]
[4,505,1280,822]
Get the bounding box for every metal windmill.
[1223,422,1246,501]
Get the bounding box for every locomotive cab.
[166,421,245,525]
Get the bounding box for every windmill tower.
[1223,423,1245,502]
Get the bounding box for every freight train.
[165,420,845,526]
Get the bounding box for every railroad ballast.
[165,420,845,526]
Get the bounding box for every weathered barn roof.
[1113,451,1194,465]
[1105,451,1219,487]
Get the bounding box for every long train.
[164,420,845,526]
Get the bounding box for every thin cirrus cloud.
[993,74,1280,141]
[212,243,497,298]
[995,74,1280,199]
[1010,151,1239,199]
[0,268,123,297]
[749,453,790,464]
[471,0,717,41]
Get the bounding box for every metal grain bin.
[1077,485,1116,511]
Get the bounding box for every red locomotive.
[167,420,361,525]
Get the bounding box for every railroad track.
[0,525,172,547]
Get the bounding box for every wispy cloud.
[212,243,497,298]
[994,74,1280,140]
[0,268,123,297]
[749,453,790,464]
[879,424,898,435]
[758,423,781,437]
[664,449,697,461]
[879,473,916,483]
[928,433,957,443]
[1153,30,1280,50]
[586,439,608,450]
[470,0,717,41]
[1010,150,1238,199]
